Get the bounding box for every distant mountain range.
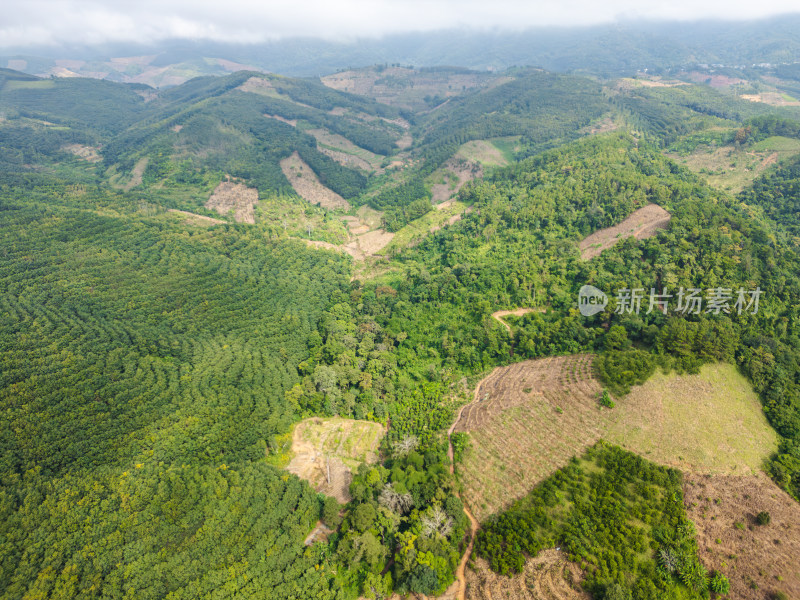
[3,14,800,86]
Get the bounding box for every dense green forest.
[415,69,609,169]
[2,60,800,600]
[357,132,800,503]
[476,444,717,599]
[0,175,350,598]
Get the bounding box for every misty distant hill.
[3,14,800,85]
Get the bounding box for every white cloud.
[0,0,799,47]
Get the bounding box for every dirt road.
[490,308,541,336]
[446,391,481,600]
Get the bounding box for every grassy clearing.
[380,201,468,254]
[666,136,800,193]
[605,363,778,475]
[286,417,384,502]
[291,417,383,464]
[751,135,800,152]
[257,198,350,244]
[456,139,512,167]
[456,359,776,521]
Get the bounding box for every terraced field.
[455,358,777,521]
[464,553,589,600]
[205,180,260,223]
[454,354,602,520]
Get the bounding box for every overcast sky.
[2,0,799,48]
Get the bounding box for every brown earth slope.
[280,152,351,210]
[684,473,800,600]
[579,204,671,259]
[205,180,259,224]
[464,553,590,600]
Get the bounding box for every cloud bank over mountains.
[2,0,800,48]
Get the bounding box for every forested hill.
[2,56,800,600]
[0,175,350,598]
[0,69,403,200]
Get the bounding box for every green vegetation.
[417,69,609,170]
[741,151,800,236]
[3,57,800,600]
[605,363,778,475]
[600,389,616,408]
[476,444,710,599]
[0,174,350,598]
[596,351,656,396]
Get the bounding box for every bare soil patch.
[236,76,278,96]
[619,77,689,89]
[215,58,258,72]
[280,152,350,210]
[464,553,590,600]
[429,209,471,233]
[340,207,393,259]
[61,143,101,163]
[455,354,602,520]
[431,157,483,204]
[583,115,620,136]
[304,521,334,546]
[286,417,384,503]
[684,71,746,88]
[303,239,343,252]
[205,180,259,224]
[456,359,775,521]
[300,206,393,262]
[579,203,671,259]
[167,209,225,226]
[684,473,800,600]
[344,229,395,260]
[762,151,779,168]
[306,128,384,171]
[319,146,373,172]
[741,92,800,107]
[264,113,297,126]
[124,157,148,191]
[6,59,27,71]
[321,66,495,111]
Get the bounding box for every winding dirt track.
[490,308,541,335]
[446,388,482,600]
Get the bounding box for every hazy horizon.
[2,0,800,49]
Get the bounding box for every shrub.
[710,571,730,595]
[756,511,771,525]
[600,389,615,409]
[595,349,656,395]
